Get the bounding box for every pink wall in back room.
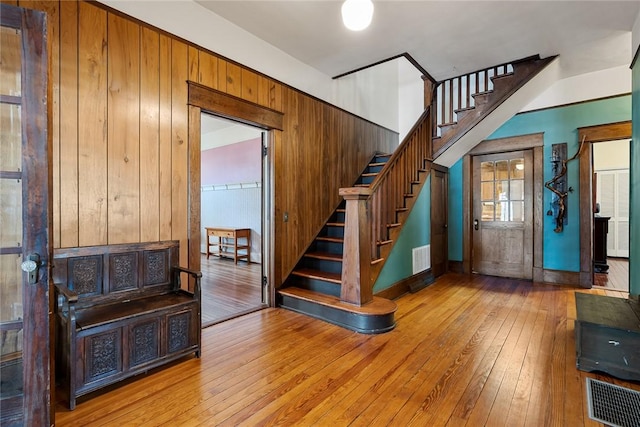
[201,137,262,185]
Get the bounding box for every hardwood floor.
[594,257,629,291]
[54,273,639,426]
[200,254,264,326]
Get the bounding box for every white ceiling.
[196,1,639,81]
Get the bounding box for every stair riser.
[278,294,396,334]
[367,164,385,174]
[315,240,343,254]
[288,277,341,297]
[332,211,345,223]
[358,176,375,186]
[301,258,342,275]
[322,225,344,239]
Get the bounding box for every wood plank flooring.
[200,255,263,326]
[55,273,639,426]
[594,257,629,291]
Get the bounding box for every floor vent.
[412,245,430,275]
[586,378,640,427]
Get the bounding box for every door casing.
[462,133,543,281]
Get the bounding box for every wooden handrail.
[339,108,433,305]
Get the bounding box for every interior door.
[0,4,51,426]
[596,169,630,258]
[431,166,448,278]
[472,150,533,279]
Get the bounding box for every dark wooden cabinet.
[593,216,610,272]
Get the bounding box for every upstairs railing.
[339,108,432,306]
[435,62,514,136]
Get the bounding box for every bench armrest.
[55,283,79,303]
[171,266,202,297]
[172,266,202,279]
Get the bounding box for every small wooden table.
[205,227,251,264]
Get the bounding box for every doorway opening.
[592,139,630,292]
[200,113,267,326]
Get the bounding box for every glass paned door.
[472,150,533,279]
[1,4,50,426]
[0,23,26,424]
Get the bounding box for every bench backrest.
[53,240,181,309]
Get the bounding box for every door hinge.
[262,276,268,287]
[263,145,268,157]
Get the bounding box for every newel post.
[339,187,373,306]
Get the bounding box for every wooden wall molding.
[448,261,464,274]
[188,81,283,131]
[577,120,631,288]
[468,132,544,156]
[375,269,435,300]
[542,269,580,287]
[578,121,631,144]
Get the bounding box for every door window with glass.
[480,157,525,222]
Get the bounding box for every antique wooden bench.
[53,240,201,410]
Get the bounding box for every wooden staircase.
[279,153,398,334]
[432,55,557,164]
[278,55,556,334]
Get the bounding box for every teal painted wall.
[448,160,463,261]
[631,62,640,297]
[373,175,431,292]
[448,95,631,272]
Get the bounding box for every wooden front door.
[472,150,533,279]
[0,4,51,426]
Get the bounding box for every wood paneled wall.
[8,0,397,286]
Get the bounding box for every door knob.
[21,253,41,285]
[474,219,479,231]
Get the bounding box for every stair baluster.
[340,108,433,304]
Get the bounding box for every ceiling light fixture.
[341,0,374,31]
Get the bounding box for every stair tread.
[472,90,492,97]
[377,239,392,246]
[438,121,458,128]
[291,268,342,284]
[279,287,397,316]
[387,223,401,228]
[354,184,370,187]
[396,207,408,212]
[305,251,342,262]
[369,162,387,167]
[316,236,343,243]
[326,222,345,227]
[491,71,515,81]
[362,172,378,177]
[454,105,475,114]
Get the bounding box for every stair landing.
[278,287,397,334]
